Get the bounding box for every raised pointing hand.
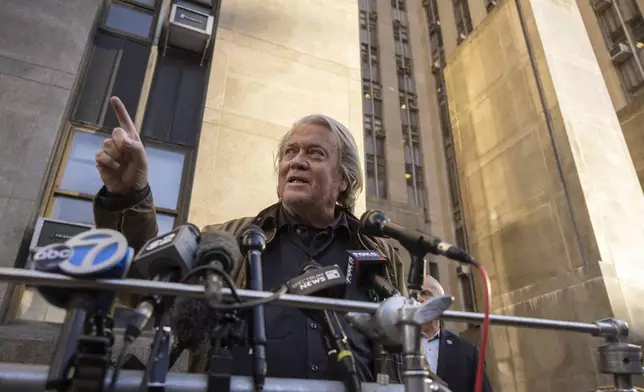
[95,96,149,195]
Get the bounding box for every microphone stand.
[138,295,174,392]
[240,228,267,392]
[68,310,115,392]
[46,308,86,392]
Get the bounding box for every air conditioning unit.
[591,0,612,12]
[428,20,440,32]
[457,32,467,44]
[610,42,633,64]
[165,1,214,60]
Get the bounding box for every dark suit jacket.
[437,329,493,392]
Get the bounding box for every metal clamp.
[593,318,643,391]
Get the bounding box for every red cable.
[472,261,492,392]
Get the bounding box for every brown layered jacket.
[93,187,408,381]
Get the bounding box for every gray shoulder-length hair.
[275,114,364,212]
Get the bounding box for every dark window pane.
[146,147,185,209]
[59,132,107,195]
[142,48,208,147]
[407,182,415,205]
[404,140,412,163]
[73,32,149,127]
[365,132,375,155]
[363,99,373,115]
[417,183,425,209]
[376,137,385,158]
[429,262,439,280]
[103,39,149,129]
[373,99,383,118]
[52,197,95,226]
[366,159,377,197]
[377,163,387,198]
[130,0,156,7]
[105,2,154,39]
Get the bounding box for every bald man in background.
[418,275,493,392]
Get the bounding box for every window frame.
[43,125,193,228]
[100,0,159,44]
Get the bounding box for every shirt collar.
[422,329,441,342]
[278,205,351,236]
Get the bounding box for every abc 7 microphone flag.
[31,229,134,310]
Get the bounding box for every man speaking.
[93,97,408,382]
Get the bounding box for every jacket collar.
[251,202,362,243]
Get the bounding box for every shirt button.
[311,364,319,372]
[310,323,318,329]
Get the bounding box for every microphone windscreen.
[169,283,219,351]
[197,231,241,273]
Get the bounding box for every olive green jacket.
[93,186,408,380]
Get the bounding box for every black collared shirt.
[231,207,374,382]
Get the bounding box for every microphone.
[346,250,400,298]
[360,210,473,291]
[286,264,345,297]
[346,294,454,348]
[287,263,361,392]
[360,210,472,263]
[32,229,134,311]
[167,231,241,370]
[196,231,241,304]
[124,224,200,345]
[239,225,267,392]
[31,229,134,391]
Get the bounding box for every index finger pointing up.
[110,96,138,139]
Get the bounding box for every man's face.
[419,275,444,335]
[277,123,347,212]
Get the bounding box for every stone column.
[443,0,644,390]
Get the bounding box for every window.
[72,32,149,129]
[396,55,413,75]
[359,0,378,11]
[51,129,184,231]
[366,152,387,199]
[594,0,644,95]
[403,130,425,208]
[453,0,473,40]
[360,43,381,82]
[393,24,409,42]
[17,128,187,323]
[359,10,378,31]
[391,0,406,10]
[428,261,439,280]
[73,0,159,129]
[142,47,208,147]
[104,1,155,39]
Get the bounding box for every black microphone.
[287,263,361,392]
[167,231,241,370]
[346,250,400,298]
[197,231,241,304]
[124,224,200,345]
[361,210,474,291]
[239,225,267,392]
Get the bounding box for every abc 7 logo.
[145,232,176,252]
[33,245,72,261]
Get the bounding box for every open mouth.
[287,176,309,185]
